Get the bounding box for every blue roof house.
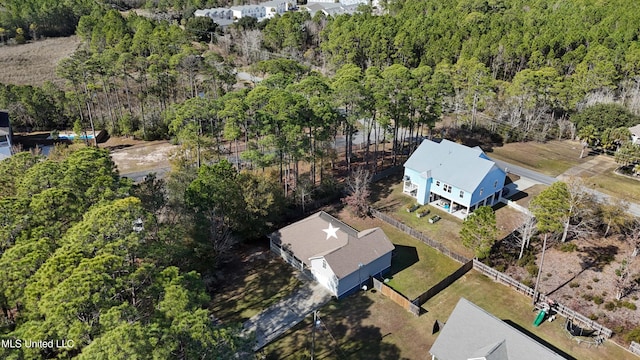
[403,139,506,217]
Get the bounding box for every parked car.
[429,215,441,224]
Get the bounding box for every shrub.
[586,285,593,290]
[494,264,506,272]
[522,278,534,288]
[559,242,578,252]
[582,294,594,301]
[593,277,600,283]
[614,325,625,334]
[604,302,616,311]
[569,282,580,288]
[593,296,604,305]
[621,301,637,310]
[546,273,552,277]
[517,252,535,267]
[625,327,640,343]
[405,203,419,212]
[526,264,539,277]
[589,313,599,320]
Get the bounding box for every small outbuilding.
[269,211,394,298]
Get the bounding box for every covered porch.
[428,192,501,220]
[403,179,419,198]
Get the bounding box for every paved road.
[242,280,332,351]
[491,158,557,185]
[492,158,640,217]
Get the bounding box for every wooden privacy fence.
[473,260,613,338]
[370,208,470,264]
[370,166,402,182]
[372,278,420,316]
[371,207,614,338]
[630,341,640,355]
[473,260,535,297]
[412,260,474,306]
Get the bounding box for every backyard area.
[261,249,636,360]
[209,245,304,324]
[206,205,637,359]
[370,173,527,259]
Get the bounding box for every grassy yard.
[488,140,588,176]
[370,176,473,259]
[210,249,303,324]
[336,210,462,300]
[263,269,637,360]
[586,166,640,203]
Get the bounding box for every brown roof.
[270,212,394,278]
[322,227,394,279]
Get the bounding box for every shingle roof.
[322,227,394,278]
[430,298,566,360]
[269,211,394,278]
[404,139,502,193]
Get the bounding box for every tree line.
[0,145,296,358]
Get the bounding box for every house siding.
[470,167,505,206]
[310,258,338,296]
[403,168,429,204]
[430,177,471,207]
[335,252,392,298]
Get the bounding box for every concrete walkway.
[242,280,332,351]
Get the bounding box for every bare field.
[488,140,588,176]
[106,139,176,175]
[0,36,80,86]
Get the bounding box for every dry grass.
[0,36,80,86]
[488,140,588,176]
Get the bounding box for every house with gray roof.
[430,298,566,360]
[403,139,506,217]
[0,111,13,160]
[269,211,394,298]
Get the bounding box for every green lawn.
[423,271,636,360]
[263,269,637,360]
[371,178,473,259]
[337,211,462,300]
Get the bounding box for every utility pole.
[532,233,548,304]
[311,310,317,360]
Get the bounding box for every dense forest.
[2,0,640,148]
[0,146,290,358]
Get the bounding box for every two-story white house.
[403,139,506,217]
[230,5,266,20]
[269,211,395,299]
[0,111,13,160]
[262,0,290,19]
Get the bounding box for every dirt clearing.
[104,138,177,175]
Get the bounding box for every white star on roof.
[322,223,340,240]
